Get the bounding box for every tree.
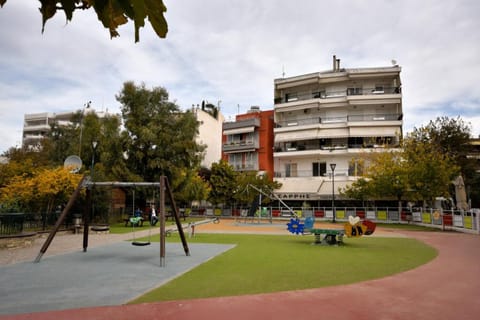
[117,81,205,184]
[341,138,459,209]
[0,167,82,214]
[402,136,459,207]
[234,171,281,207]
[208,160,237,206]
[0,0,168,42]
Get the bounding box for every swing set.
[34,175,189,267]
[129,188,153,246]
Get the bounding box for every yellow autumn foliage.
[0,167,82,213]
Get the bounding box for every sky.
[1,0,479,154]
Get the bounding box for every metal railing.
[275,86,401,104]
[186,206,479,234]
[275,113,402,128]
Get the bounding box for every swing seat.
[132,241,151,246]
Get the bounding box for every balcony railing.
[274,169,348,178]
[274,142,397,153]
[275,113,402,128]
[274,86,401,104]
[223,139,259,152]
[232,163,259,171]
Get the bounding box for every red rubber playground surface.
[2,230,480,320]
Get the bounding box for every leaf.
[39,0,58,33]
[145,0,167,38]
[60,0,76,21]
[130,0,146,42]
[0,0,7,8]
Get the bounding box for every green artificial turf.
[131,233,437,303]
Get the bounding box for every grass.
[130,232,437,303]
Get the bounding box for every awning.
[273,178,353,201]
[317,128,349,138]
[275,129,319,143]
[317,180,351,196]
[349,126,399,137]
[274,178,323,194]
[223,126,255,135]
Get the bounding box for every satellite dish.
[64,155,82,173]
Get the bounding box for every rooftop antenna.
[282,65,285,78]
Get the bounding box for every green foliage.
[172,170,211,206]
[0,0,168,42]
[130,233,437,302]
[117,81,205,185]
[402,136,459,203]
[234,171,281,206]
[208,160,238,206]
[341,136,459,207]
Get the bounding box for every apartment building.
[192,106,225,168]
[273,56,403,205]
[22,106,111,149]
[222,106,275,178]
[22,111,75,148]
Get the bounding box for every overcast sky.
[1,0,479,154]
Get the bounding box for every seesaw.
[287,215,376,245]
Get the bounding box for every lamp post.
[330,163,336,223]
[78,101,91,158]
[91,140,98,180]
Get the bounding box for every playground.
[0,219,480,319]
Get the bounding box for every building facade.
[193,106,225,168]
[273,56,403,205]
[222,106,275,178]
[22,111,75,148]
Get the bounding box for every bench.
[308,228,345,245]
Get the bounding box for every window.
[285,163,298,177]
[348,159,364,176]
[312,162,326,177]
[312,91,326,99]
[347,87,362,95]
[285,93,298,102]
[372,85,384,94]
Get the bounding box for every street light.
[330,163,336,223]
[78,101,91,158]
[91,141,98,181]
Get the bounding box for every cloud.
[1,0,479,154]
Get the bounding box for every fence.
[189,206,480,235]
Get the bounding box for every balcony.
[223,118,260,130]
[232,163,259,171]
[274,86,401,105]
[275,113,402,128]
[274,169,349,178]
[223,139,259,153]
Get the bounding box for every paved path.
[1,223,479,320]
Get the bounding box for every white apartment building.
[22,111,76,148]
[273,56,402,204]
[192,106,225,168]
[22,108,109,149]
